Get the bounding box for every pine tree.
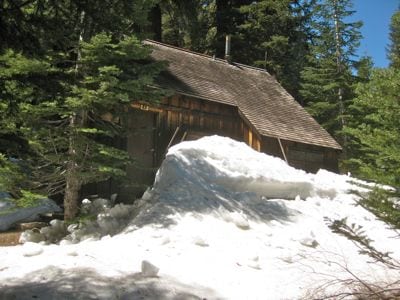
[236,0,315,99]
[388,9,400,69]
[0,50,52,199]
[160,0,214,52]
[345,68,400,186]
[0,1,165,220]
[300,0,362,153]
[21,34,165,220]
[345,9,400,185]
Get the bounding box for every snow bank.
[1,136,399,300]
[0,198,61,232]
[131,136,353,228]
[20,198,135,244]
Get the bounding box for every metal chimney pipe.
[225,35,231,62]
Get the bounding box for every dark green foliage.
[235,0,315,99]
[161,0,215,52]
[0,1,166,219]
[340,8,400,234]
[0,0,159,54]
[0,155,25,195]
[0,49,51,198]
[343,9,400,186]
[388,9,400,69]
[15,190,46,208]
[21,33,165,195]
[354,56,374,82]
[345,68,400,186]
[300,0,362,148]
[357,188,400,230]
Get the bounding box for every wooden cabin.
[115,40,342,200]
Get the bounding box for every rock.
[230,212,250,230]
[299,238,319,248]
[141,260,159,277]
[19,230,45,244]
[193,236,209,247]
[18,222,47,231]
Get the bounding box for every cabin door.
[123,109,158,200]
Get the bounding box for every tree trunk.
[149,4,162,42]
[215,0,230,58]
[333,0,347,156]
[64,10,85,221]
[64,111,82,220]
[64,151,81,221]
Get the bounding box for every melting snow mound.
[1,136,400,300]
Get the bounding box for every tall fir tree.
[300,0,362,155]
[236,0,315,100]
[21,34,165,219]
[388,9,400,69]
[345,68,400,186]
[345,9,400,185]
[0,0,165,219]
[160,0,214,52]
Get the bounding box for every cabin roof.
[145,40,342,150]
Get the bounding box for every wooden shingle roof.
[145,40,342,150]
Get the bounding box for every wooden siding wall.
[149,94,261,166]
[261,136,339,173]
[284,141,339,173]
[82,94,339,201]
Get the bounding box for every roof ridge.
[144,39,223,61]
[144,39,272,75]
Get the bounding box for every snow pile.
[1,136,399,300]
[132,137,348,230]
[0,198,61,232]
[20,198,135,244]
[63,201,135,243]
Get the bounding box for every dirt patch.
[0,231,22,247]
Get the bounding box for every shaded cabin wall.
[81,94,338,202]
[120,94,338,200]
[153,94,243,165]
[132,94,261,167]
[119,109,159,201]
[285,141,339,173]
[121,94,260,199]
[261,136,339,173]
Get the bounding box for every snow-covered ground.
[1,136,399,300]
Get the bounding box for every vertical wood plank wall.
[131,94,339,174]
[261,136,339,173]
[151,94,261,166]
[85,93,339,201]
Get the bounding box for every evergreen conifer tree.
[388,9,400,69]
[236,0,315,99]
[345,9,400,186]
[160,0,214,52]
[0,1,165,219]
[300,0,362,153]
[345,68,400,186]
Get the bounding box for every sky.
[352,0,399,68]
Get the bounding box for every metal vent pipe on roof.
[225,35,231,62]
